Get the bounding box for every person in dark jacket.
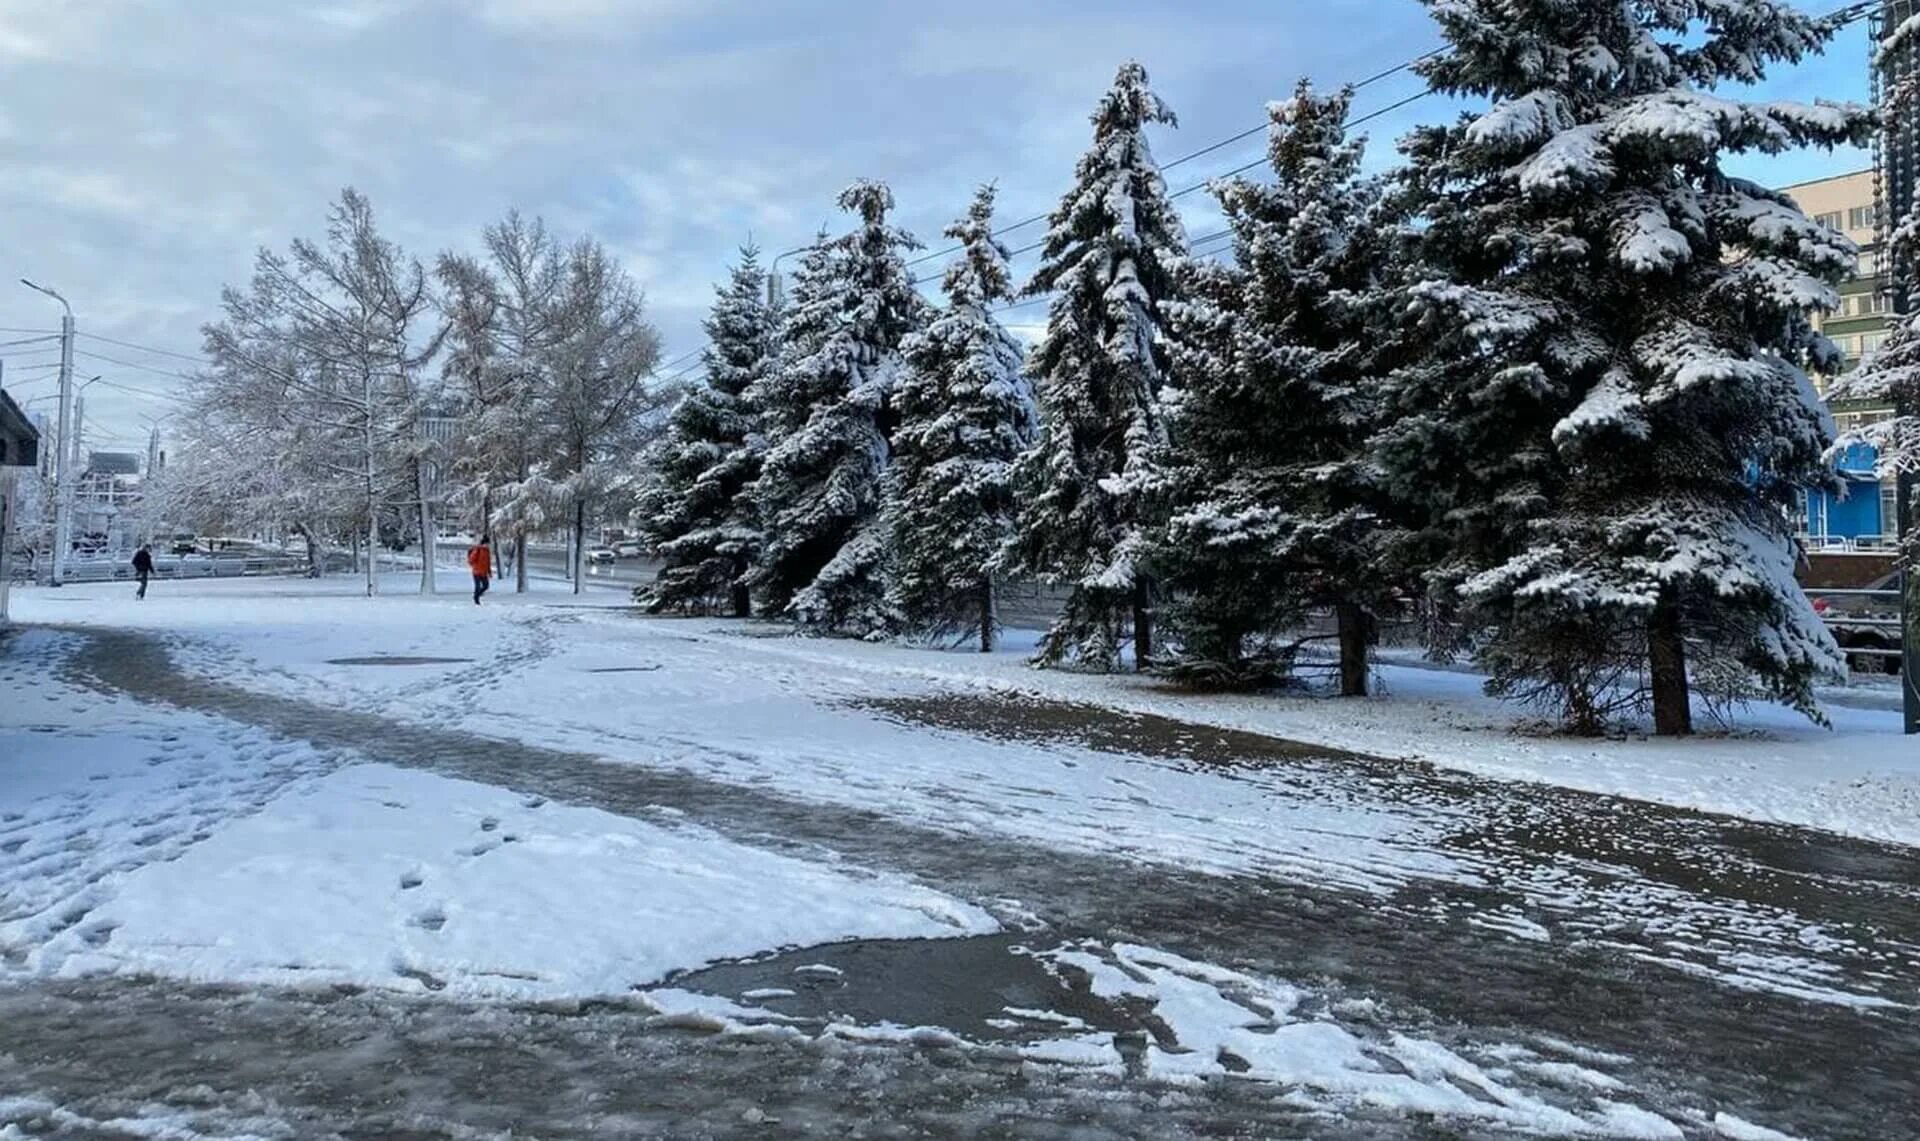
[131,544,155,600]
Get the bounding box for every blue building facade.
[1802,439,1899,548]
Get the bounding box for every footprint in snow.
[399,870,425,890]
[479,817,499,833]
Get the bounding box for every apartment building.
[1782,170,1902,548]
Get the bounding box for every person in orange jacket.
[468,537,492,605]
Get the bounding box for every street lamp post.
[20,279,73,587]
[68,376,102,557]
[768,241,820,309]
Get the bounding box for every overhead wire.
[75,331,209,364]
[74,348,199,382]
[903,45,1446,271]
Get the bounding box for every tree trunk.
[367,508,381,594]
[416,461,436,595]
[1132,576,1155,672]
[730,572,751,619]
[1336,601,1369,698]
[571,499,586,596]
[294,522,324,579]
[1649,594,1692,737]
[363,382,378,598]
[980,578,996,654]
[480,487,499,587]
[515,531,528,593]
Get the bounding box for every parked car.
[585,547,617,565]
[613,541,644,559]
[170,532,198,555]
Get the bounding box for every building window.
[1858,249,1884,276]
[1849,204,1879,231]
[1883,480,1901,541]
[1862,330,1891,356]
[1866,291,1892,314]
[1816,211,1844,230]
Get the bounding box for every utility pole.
[70,393,84,479]
[1902,429,1919,735]
[20,279,73,587]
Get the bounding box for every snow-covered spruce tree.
[885,185,1038,651]
[633,246,774,616]
[1005,60,1189,671]
[1376,0,1869,735]
[1156,82,1394,693]
[746,181,925,635]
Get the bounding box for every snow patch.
[39,763,996,1000]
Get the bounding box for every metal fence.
[7,551,333,585]
[1806,586,1906,674]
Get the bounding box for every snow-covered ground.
[10,574,1916,1013]
[19,570,1914,850]
[0,625,993,1003]
[0,630,1746,1140]
[3,576,1900,1138]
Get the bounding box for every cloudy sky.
[0,0,1879,455]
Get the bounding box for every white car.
[585,547,617,565]
[613,541,644,559]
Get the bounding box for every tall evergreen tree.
[633,246,774,616]
[1156,82,1393,693]
[747,181,924,635]
[1376,0,1869,734]
[885,185,1038,651]
[1005,60,1189,671]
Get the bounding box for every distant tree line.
[167,195,669,597]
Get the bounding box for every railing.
[1798,533,1902,553]
[1807,587,1906,673]
[13,553,314,585]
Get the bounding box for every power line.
[904,45,1446,271]
[651,346,705,377]
[908,85,1442,290]
[73,348,199,383]
[92,377,187,403]
[1150,47,1448,178]
[75,331,208,364]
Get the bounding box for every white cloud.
[466,0,699,34]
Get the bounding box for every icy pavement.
[4,578,1920,1137]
